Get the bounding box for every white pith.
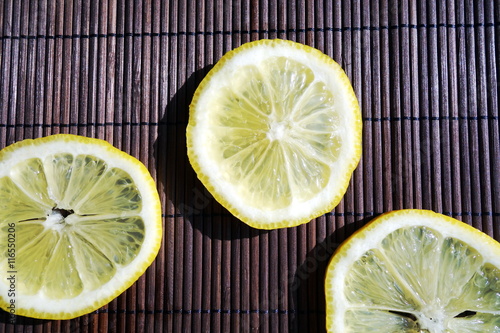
[189,41,361,226]
[325,210,500,332]
[0,137,162,317]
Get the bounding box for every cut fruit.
[187,39,362,229]
[0,134,162,320]
[325,209,500,332]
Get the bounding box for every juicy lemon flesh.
[342,225,500,332]
[0,153,145,299]
[209,56,341,210]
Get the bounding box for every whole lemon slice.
[325,209,500,332]
[187,39,362,229]
[0,134,162,320]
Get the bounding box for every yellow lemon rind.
[0,134,162,320]
[324,209,500,332]
[187,39,362,230]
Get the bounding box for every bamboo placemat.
[0,0,499,332]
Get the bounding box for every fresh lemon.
[187,39,362,229]
[0,134,162,320]
[325,209,500,332]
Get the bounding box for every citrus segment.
[325,209,500,332]
[187,39,362,229]
[10,158,54,207]
[44,153,75,203]
[0,177,49,223]
[0,134,162,320]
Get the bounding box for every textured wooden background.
[0,0,499,332]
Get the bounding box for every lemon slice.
[325,209,500,332]
[0,134,162,320]
[187,39,362,229]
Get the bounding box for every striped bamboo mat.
[1,1,499,332]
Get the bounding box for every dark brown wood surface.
[0,1,499,332]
